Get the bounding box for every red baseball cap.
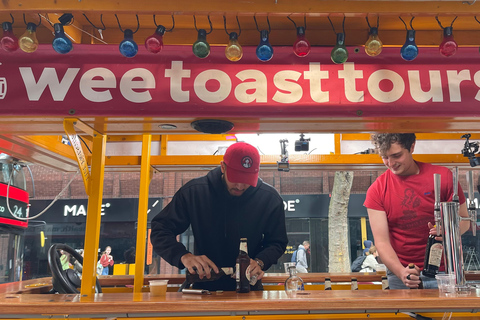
[223,142,260,187]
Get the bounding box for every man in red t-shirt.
[364,133,470,289]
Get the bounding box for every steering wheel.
[47,243,102,294]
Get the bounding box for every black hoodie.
[150,166,288,291]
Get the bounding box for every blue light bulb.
[119,29,138,58]
[52,23,73,54]
[256,30,273,62]
[400,30,418,61]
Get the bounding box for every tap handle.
[467,171,476,209]
[452,167,459,202]
[434,173,441,210]
[471,210,477,237]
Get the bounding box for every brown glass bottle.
[186,267,234,283]
[408,263,423,289]
[236,238,250,293]
[422,234,443,278]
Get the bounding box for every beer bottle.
[236,238,250,293]
[381,276,390,290]
[422,234,443,278]
[324,277,332,290]
[408,263,423,289]
[186,267,234,283]
[351,277,358,290]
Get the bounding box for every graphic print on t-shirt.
[401,188,421,217]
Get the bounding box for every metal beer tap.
[466,171,477,237]
[438,167,477,291]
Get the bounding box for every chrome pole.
[440,201,465,286]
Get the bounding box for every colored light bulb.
[365,26,383,57]
[256,30,273,62]
[225,32,243,62]
[145,25,165,54]
[119,29,138,58]
[52,23,73,54]
[193,29,210,59]
[331,33,348,64]
[1,22,19,52]
[18,22,38,53]
[400,30,418,61]
[293,26,310,57]
[439,26,457,57]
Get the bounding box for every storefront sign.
[1,45,480,118]
[29,198,162,223]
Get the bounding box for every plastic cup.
[375,264,387,275]
[284,262,296,274]
[435,274,456,296]
[149,280,168,297]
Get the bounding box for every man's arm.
[459,202,471,234]
[367,208,421,288]
[254,199,288,270]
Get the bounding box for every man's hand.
[249,259,265,281]
[181,253,219,279]
[403,264,422,288]
[428,222,443,241]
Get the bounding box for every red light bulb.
[1,22,19,52]
[293,26,310,57]
[145,25,165,54]
[439,26,457,57]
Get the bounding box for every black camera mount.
[461,133,480,167]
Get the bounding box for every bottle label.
[428,243,443,267]
[235,263,240,282]
[221,267,234,276]
[240,241,248,254]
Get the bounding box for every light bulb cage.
[5,13,14,25]
[83,13,106,31]
[22,13,41,28]
[193,15,213,35]
[153,14,175,32]
[435,15,458,32]
[328,15,346,36]
[115,14,140,34]
[253,15,271,35]
[399,16,415,31]
[287,15,307,30]
[223,15,241,37]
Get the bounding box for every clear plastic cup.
[375,264,386,275]
[435,274,456,296]
[149,279,168,296]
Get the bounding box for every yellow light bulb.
[225,32,243,62]
[19,23,39,53]
[365,27,383,57]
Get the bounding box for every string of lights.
[1,13,478,62]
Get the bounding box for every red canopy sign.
[0,45,479,118]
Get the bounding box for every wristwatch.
[254,258,264,270]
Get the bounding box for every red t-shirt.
[364,162,465,269]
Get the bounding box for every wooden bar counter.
[0,273,479,319]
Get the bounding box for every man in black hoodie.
[151,142,288,291]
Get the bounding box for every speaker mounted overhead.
[191,119,234,134]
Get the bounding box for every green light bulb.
[331,33,348,64]
[365,27,383,57]
[193,29,210,59]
